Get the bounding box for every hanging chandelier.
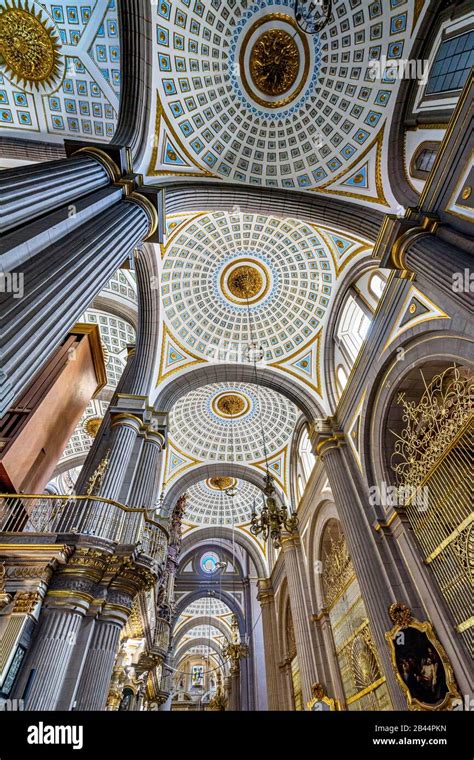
[250,473,298,548]
[294,0,332,34]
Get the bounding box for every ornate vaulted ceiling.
[157,208,374,524]
[169,381,297,463]
[185,477,262,526]
[144,0,427,209]
[0,0,120,141]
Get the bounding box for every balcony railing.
[0,493,169,566]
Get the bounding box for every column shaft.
[0,198,150,415]
[74,618,122,711]
[281,535,318,706]
[257,580,282,710]
[0,155,110,233]
[15,607,84,711]
[321,443,407,710]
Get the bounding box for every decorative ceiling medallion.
[83,416,103,439]
[0,0,64,94]
[240,14,310,109]
[249,28,299,96]
[220,259,270,305]
[207,477,237,492]
[211,391,251,419]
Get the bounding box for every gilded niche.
[0,4,60,87]
[250,29,300,96]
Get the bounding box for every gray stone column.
[315,611,346,707]
[74,615,123,711]
[12,547,109,711]
[278,658,294,710]
[99,413,144,502]
[19,607,85,711]
[127,429,165,509]
[73,562,154,711]
[0,195,155,416]
[280,532,319,707]
[317,432,407,710]
[257,578,282,710]
[229,667,241,711]
[0,152,112,233]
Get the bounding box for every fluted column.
[74,615,122,711]
[315,611,346,707]
[0,195,155,416]
[317,433,407,710]
[19,607,85,711]
[280,532,319,706]
[229,667,241,711]
[127,429,165,509]
[257,579,282,710]
[73,562,154,711]
[0,152,113,233]
[12,547,109,711]
[99,413,144,501]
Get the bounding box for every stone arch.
[359,331,474,490]
[154,362,323,420]
[162,462,285,519]
[178,541,245,579]
[179,525,267,580]
[173,638,225,667]
[173,588,245,636]
[173,616,232,648]
[163,183,383,243]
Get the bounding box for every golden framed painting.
[385,603,461,711]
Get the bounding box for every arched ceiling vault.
[143,0,428,210]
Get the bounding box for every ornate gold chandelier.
[250,473,298,548]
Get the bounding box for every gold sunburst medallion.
[250,29,299,96]
[0,1,63,92]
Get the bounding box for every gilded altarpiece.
[391,366,473,656]
[321,520,392,711]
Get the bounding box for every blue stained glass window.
[200,551,220,574]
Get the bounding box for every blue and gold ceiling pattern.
[185,477,263,526]
[146,0,426,206]
[169,381,298,463]
[161,211,334,363]
[0,0,120,140]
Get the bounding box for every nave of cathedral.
[0,0,472,717]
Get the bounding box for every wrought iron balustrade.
[0,493,169,566]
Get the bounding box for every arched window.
[336,364,349,393]
[298,426,316,483]
[319,520,392,711]
[336,294,371,364]
[410,142,441,180]
[368,272,387,301]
